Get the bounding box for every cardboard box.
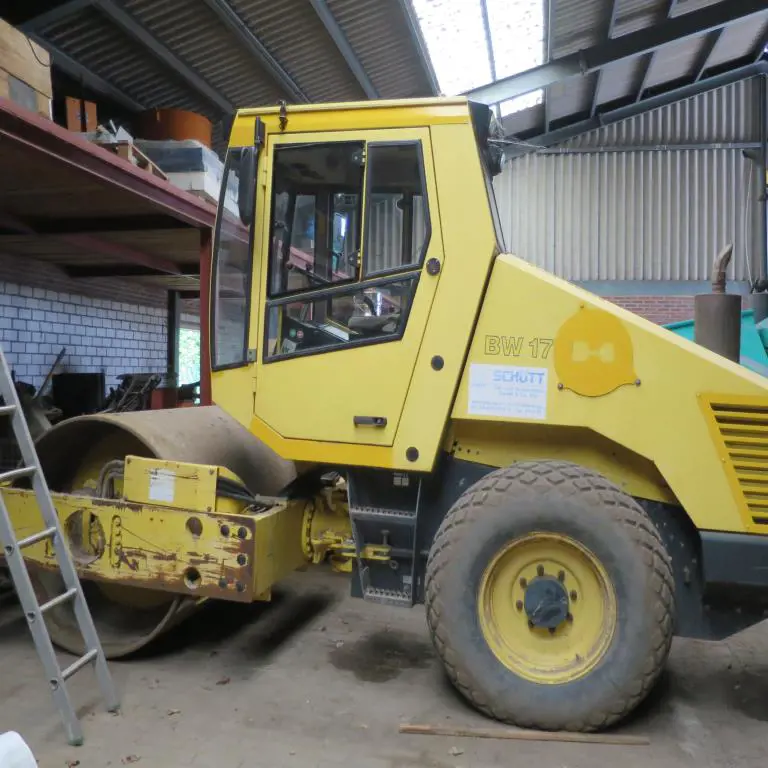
[0,18,52,119]
[65,96,97,132]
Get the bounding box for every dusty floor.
[1,568,767,768]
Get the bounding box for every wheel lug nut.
[515,600,523,611]
[558,570,565,582]
[570,590,578,601]
[528,620,534,629]
[548,627,556,635]
[567,613,573,623]
[519,578,527,588]
[536,564,544,577]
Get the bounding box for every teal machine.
[665,309,768,377]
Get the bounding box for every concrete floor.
[1,568,767,768]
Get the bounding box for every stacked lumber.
[0,18,51,119]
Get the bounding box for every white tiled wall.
[0,282,167,390]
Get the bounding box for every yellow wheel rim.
[478,532,617,685]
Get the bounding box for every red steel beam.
[0,97,217,230]
[0,213,181,275]
[199,229,213,406]
[61,233,181,275]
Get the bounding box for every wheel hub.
[523,576,569,629]
[478,532,617,684]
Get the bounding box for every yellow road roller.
[3,96,768,732]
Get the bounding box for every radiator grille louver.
[709,402,768,525]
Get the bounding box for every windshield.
[469,101,507,252]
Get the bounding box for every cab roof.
[229,97,475,142]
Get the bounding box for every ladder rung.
[17,526,56,549]
[40,587,77,614]
[0,466,36,483]
[62,649,98,681]
[0,404,17,416]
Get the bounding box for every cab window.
[265,139,429,362]
[266,276,418,357]
[365,143,429,276]
[212,148,254,369]
[268,142,364,297]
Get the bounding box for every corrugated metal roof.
[327,0,436,98]
[43,7,212,116]
[11,0,436,137]
[707,15,766,70]
[503,0,768,145]
[224,0,363,102]
[559,77,762,147]
[123,0,286,107]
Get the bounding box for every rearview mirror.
[238,146,257,226]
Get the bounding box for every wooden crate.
[95,140,168,180]
[0,18,51,119]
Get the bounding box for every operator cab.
[210,97,505,453]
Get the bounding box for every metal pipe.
[537,142,761,154]
[761,74,768,279]
[166,290,180,385]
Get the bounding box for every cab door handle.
[354,416,387,427]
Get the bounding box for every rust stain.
[91,497,142,513]
[116,548,140,572]
[152,552,177,562]
[187,553,217,566]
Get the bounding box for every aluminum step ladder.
[0,347,119,746]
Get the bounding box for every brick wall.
[0,253,168,390]
[606,295,695,325]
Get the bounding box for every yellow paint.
[216,99,498,471]
[251,501,307,594]
[217,96,768,545]
[698,394,768,530]
[123,456,219,513]
[445,421,676,504]
[454,255,768,533]
[389,122,499,471]
[229,98,471,147]
[249,414,394,467]
[478,532,617,684]
[212,365,256,429]
[250,127,443,448]
[303,488,354,572]
[554,306,638,397]
[1,486,265,601]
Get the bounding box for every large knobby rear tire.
[425,461,675,731]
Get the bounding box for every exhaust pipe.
[694,244,741,363]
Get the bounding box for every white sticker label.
[148,469,176,503]
[468,364,548,420]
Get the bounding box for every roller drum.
[31,406,296,658]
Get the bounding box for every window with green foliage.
[179,328,201,386]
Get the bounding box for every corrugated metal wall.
[495,77,766,283]
[367,195,427,273]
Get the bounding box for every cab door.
[251,128,443,447]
